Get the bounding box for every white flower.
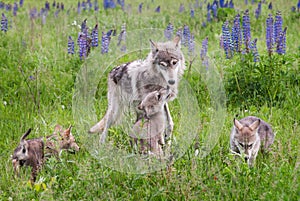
[61,105,65,110]
[72,20,77,26]
[3,101,7,106]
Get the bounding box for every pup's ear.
[233,118,243,130]
[20,128,32,142]
[149,39,158,54]
[54,124,62,132]
[64,125,72,138]
[173,35,181,48]
[249,119,260,131]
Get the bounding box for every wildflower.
[117,0,125,9]
[229,0,234,8]
[212,3,217,18]
[81,19,87,33]
[45,1,50,10]
[61,3,64,10]
[276,27,287,54]
[182,25,190,47]
[255,1,261,19]
[176,28,182,38]
[155,6,160,13]
[231,14,242,53]
[188,34,195,56]
[207,3,210,11]
[179,3,184,13]
[13,3,18,16]
[220,0,225,8]
[207,10,212,22]
[53,1,56,8]
[200,37,208,60]
[78,33,87,59]
[77,1,81,14]
[242,9,251,52]
[101,30,112,54]
[164,23,173,40]
[266,14,274,55]
[298,0,300,12]
[274,11,282,46]
[249,38,260,62]
[222,20,232,59]
[82,1,86,11]
[138,3,143,13]
[20,0,24,7]
[94,0,99,11]
[245,0,248,5]
[87,0,92,10]
[190,8,194,18]
[1,13,8,32]
[268,2,272,10]
[91,24,98,47]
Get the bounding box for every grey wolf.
[89,36,186,144]
[230,116,275,167]
[12,128,44,182]
[45,125,80,158]
[130,87,171,157]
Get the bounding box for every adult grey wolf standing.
[89,36,186,144]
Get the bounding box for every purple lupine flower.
[155,6,160,13]
[77,1,81,14]
[255,1,261,19]
[298,0,300,12]
[200,37,209,69]
[54,9,59,17]
[229,0,234,8]
[212,3,217,18]
[182,25,191,47]
[274,11,282,46]
[176,28,182,38]
[179,3,184,13]
[53,1,56,8]
[6,4,12,11]
[220,0,225,8]
[68,36,75,54]
[82,1,86,11]
[20,0,24,7]
[91,24,98,47]
[94,0,99,11]
[164,22,173,40]
[45,1,50,10]
[78,33,87,59]
[138,3,143,13]
[231,14,242,53]
[0,2,4,9]
[245,0,248,5]
[200,37,208,59]
[109,0,116,8]
[194,0,200,8]
[291,6,296,12]
[224,1,228,8]
[29,7,38,19]
[61,3,64,10]
[207,3,211,11]
[268,2,272,10]
[202,21,206,27]
[249,38,259,62]
[190,8,194,18]
[87,0,92,10]
[222,20,232,59]
[276,27,287,54]
[101,30,112,54]
[188,34,195,55]
[13,3,18,16]
[266,14,274,55]
[207,10,212,22]
[1,13,8,32]
[117,0,125,9]
[242,9,251,52]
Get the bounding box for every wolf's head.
[233,118,261,161]
[138,87,171,118]
[148,36,186,98]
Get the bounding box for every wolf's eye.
[171,59,178,66]
[238,143,244,147]
[248,143,253,148]
[159,61,168,67]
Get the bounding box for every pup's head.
[233,118,260,161]
[138,87,171,118]
[149,36,186,97]
[56,125,80,152]
[12,128,31,162]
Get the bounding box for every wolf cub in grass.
[12,128,44,182]
[130,87,171,157]
[230,116,275,167]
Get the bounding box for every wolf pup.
[46,125,80,158]
[130,87,171,157]
[89,36,186,144]
[230,116,275,167]
[12,128,44,182]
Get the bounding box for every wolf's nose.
[244,156,249,162]
[168,80,175,85]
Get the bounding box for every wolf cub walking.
[230,116,275,167]
[12,128,44,182]
[130,87,171,157]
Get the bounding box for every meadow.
[0,0,299,200]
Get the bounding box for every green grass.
[0,0,299,200]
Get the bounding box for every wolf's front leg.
[164,103,173,145]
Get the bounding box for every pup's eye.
[171,59,178,66]
[239,143,244,147]
[159,61,168,67]
[22,148,26,154]
[157,94,161,100]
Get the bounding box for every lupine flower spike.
[1,13,8,32]
[68,36,75,54]
[91,24,98,47]
[222,20,232,59]
[164,23,173,40]
[249,38,259,62]
[182,25,191,47]
[242,9,251,53]
[276,27,287,54]
[266,14,274,55]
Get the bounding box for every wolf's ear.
[149,39,158,54]
[173,35,181,48]
[234,118,243,130]
[249,119,260,131]
[137,103,144,111]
